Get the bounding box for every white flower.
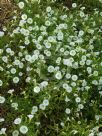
[11,103,18,110]
[75,97,81,103]
[95,115,100,121]
[13,60,20,65]
[27,18,33,24]
[65,108,71,114]
[71,82,76,87]
[93,71,98,76]
[19,62,24,69]
[11,68,16,74]
[45,21,51,26]
[31,54,38,62]
[66,86,72,93]
[71,75,78,81]
[46,6,51,12]
[40,81,48,88]
[87,67,92,74]
[31,106,38,114]
[24,30,30,36]
[43,99,49,106]
[27,114,34,120]
[72,3,77,8]
[80,11,85,17]
[20,126,28,134]
[0,128,6,135]
[48,65,55,73]
[65,96,70,102]
[0,96,5,104]
[92,80,98,85]
[99,0,102,3]
[18,2,24,9]
[33,86,40,93]
[70,50,76,56]
[13,77,19,83]
[56,57,61,64]
[12,130,19,136]
[48,36,55,42]
[0,80,3,86]
[8,89,14,94]
[35,122,40,126]
[79,30,84,36]
[88,133,94,136]
[78,104,84,109]
[0,31,4,37]
[65,73,71,79]
[2,56,8,63]
[60,122,64,127]
[25,77,31,83]
[55,71,62,80]
[25,55,32,62]
[39,103,46,110]
[21,14,27,20]
[81,55,86,61]
[60,48,64,53]
[63,83,69,89]
[45,42,51,49]
[0,118,5,122]
[10,51,14,56]
[14,118,22,125]
[57,31,63,41]
[98,132,102,136]
[63,59,72,66]
[6,48,11,53]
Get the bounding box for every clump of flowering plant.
[0,0,102,135]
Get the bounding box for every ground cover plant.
[0,0,102,135]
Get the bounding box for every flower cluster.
[0,0,102,135]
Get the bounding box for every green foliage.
[0,0,102,136]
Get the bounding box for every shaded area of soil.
[0,0,19,30]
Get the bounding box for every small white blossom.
[0,96,5,104]
[11,68,16,74]
[27,18,33,24]
[39,103,46,110]
[48,65,55,73]
[11,103,18,110]
[20,126,28,134]
[43,99,49,106]
[12,130,19,136]
[31,106,38,114]
[71,75,78,81]
[0,80,3,86]
[18,2,24,9]
[0,128,6,135]
[0,118,5,122]
[55,71,62,80]
[70,50,76,56]
[0,31,4,37]
[65,73,71,79]
[75,97,81,103]
[72,3,77,8]
[21,14,27,20]
[78,104,84,109]
[46,6,52,12]
[33,86,40,93]
[65,108,71,114]
[14,118,22,125]
[13,77,19,83]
